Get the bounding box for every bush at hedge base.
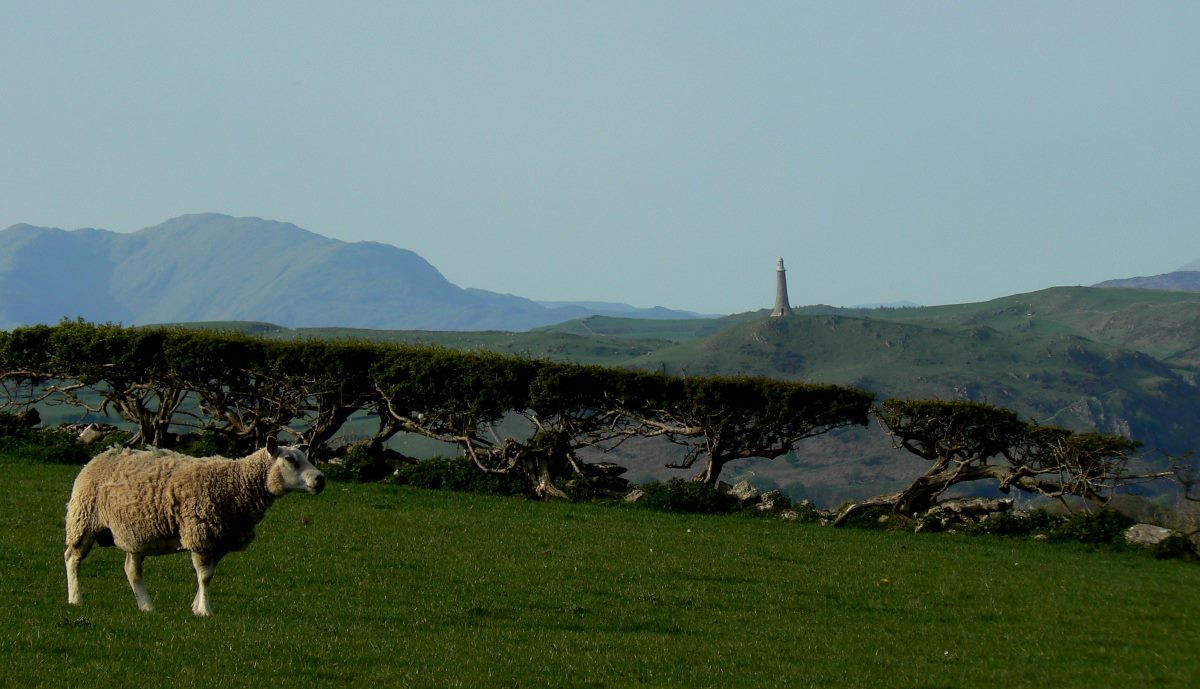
[638,478,743,515]
[391,456,526,496]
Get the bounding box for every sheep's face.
[271,445,326,495]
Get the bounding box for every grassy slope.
[621,289,1200,455]
[166,287,1200,373]
[4,456,1199,689]
[166,314,749,365]
[859,287,1200,371]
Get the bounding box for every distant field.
[4,456,1199,688]
[167,286,1200,377]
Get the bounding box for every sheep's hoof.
[138,603,155,613]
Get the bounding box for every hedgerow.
[0,321,874,497]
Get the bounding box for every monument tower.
[770,257,792,317]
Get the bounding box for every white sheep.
[64,438,325,616]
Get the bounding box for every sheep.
[64,438,325,616]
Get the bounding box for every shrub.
[392,456,526,496]
[638,478,742,515]
[1049,508,1135,546]
[0,411,34,438]
[0,427,93,465]
[323,442,395,483]
[786,500,824,524]
[174,430,245,458]
[1151,534,1198,561]
[964,509,1062,538]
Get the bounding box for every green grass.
[4,455,1199,688]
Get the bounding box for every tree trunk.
[692,455,729,485]
[518,448,569,500]
[833,463,1013,526]
[831,491,904,526]
[299,406,356,455]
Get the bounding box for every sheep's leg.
[124,552,154,612]
[64,537,94,606]
[190,552,221,617]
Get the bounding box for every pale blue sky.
[2,1,1197,314]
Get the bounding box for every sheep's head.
[266,438,326,496]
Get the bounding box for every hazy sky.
[3,2,1197,314]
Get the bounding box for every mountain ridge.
[0,213,705,331]
[1093,271,1200,293]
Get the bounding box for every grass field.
[3,455,1199,689]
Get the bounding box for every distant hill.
[0,214,705,331]
[1094,271,1200,293]
[618,288,1200,499]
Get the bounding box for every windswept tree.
[370,346,553,491]
[45,322,186,447]
[162,330,302,449]
[514,363,657,496]
[262,339,381,452]
[0,324,55,409]
[3,321,893,500]
[1007,426,1144,502]
[834,399,1145,525]
[627,376,875,485]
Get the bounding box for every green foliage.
[638,478,742,515]
[835,504,909,530]
[391,456,526,496]
[787,499,823,524]
[963,509,1062,538]
[173,430,247,458]
[965,507,1142,550]
[1049,508,1136,546]
[876,398,1027,463]
[871,399,1145,516]
[0,410,32,437]
[1152,534,1198,561]
[0,424,93,464]
[321,443,395,483]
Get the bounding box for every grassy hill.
[6,455,1199,688]
[628,308,1200,453]
[858,286,1200,373]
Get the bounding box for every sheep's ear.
[296,443,310,453]
[266,437,278,455]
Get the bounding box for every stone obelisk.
[770,257,793,317]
